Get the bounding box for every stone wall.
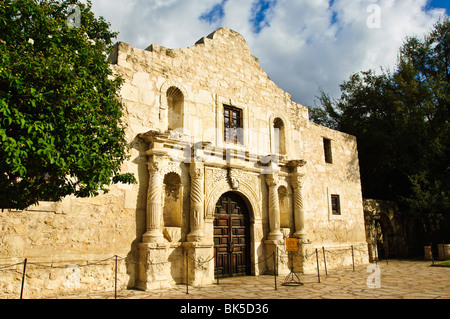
[0,187,143,298]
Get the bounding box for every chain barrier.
[1,243,373,298]
[275,244,373,282]
[254,252,276,265]
[0,262,24,271]
[0,255,135,299]
[187,255,215,266]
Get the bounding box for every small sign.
[285,238,298,252]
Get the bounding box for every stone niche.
[162,172,183,243]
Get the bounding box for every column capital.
[147,155,170,174]
[290,172,305,189]
[265,173,278,188]
[147,161,160,174]
[287,159,307,175]
[189,161,204,178]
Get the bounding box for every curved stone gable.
[195,27,252,56]
[116,27,296,118]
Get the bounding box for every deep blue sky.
[200,0,449,36]
[428,0,450,13]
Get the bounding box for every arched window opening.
[167,86,184,132]
[273,117,286,155]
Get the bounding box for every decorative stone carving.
[159,80,189,109]
[163,227,181,242]
[214,169,227,183]
[147,160,161,174]
[204,168,262,220]
[228,168,242,190]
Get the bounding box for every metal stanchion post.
[216,269,219,285]
[315,249,320,283]
[431,243,435,265]
[273,252,277,291]
[322,247,328,275]
[275,246,279,276]
[374,243,378,266]
[20,258,27,299]
[114,255,118,299]
[351,245,355,272]
[185,252,189,295]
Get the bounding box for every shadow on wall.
[343,134,363,186]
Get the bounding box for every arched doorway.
[214,192,251,278]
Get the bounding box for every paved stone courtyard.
[55,260,449,300]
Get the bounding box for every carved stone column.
[266,173,283,242]
[291,172,306,240]
[142,160,164,243]
[187,161,205,242]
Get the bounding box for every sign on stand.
[285,237,298,252]
[282,237,303,286]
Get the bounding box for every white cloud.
[90,0,446,107]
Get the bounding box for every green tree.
[310,18,450,247]
[0,0,135,210]
[395,19,450,245]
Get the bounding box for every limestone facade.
[0,28,369,298]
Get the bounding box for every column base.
[142,230,165,243]
[267,231,284,243]
[264,240,289,275]
[186,231,205,243]
[183,242,214,286]
[137,242,177,290]
[293,231,308,241]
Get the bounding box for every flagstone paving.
[52,260,449,299]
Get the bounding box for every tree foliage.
[310,18,450,245]
[0,0,135,210]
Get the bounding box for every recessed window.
[167,86,184,131]
[331,194,341,215]
[323,138,333,164]
[224,105,243,144]
[273,117,286,155]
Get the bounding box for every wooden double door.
[214,192,251,278]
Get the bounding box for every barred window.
[331,194,341,215]
[224,105,243,144]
